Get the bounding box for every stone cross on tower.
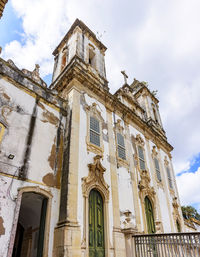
[121,70,128,84]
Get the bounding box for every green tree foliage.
[181,205,200,221]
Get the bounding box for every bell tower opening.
[88,48,96,69]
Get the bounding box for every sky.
[1,0,200,212]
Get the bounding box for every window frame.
[138,145,146,171]
[154,157,162,182]
[114,119,129,168]
[89,116,100,147]
[166,166,173,189]
[117,132,126,160]
[86,103,104,155]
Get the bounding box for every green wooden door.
[89,189,105,257]
[145,196,155,234]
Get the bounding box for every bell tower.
[51,19,108,90]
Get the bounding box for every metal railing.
[133,233,200,257]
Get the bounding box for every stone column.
[54,87,81,257]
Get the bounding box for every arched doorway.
[89,189,105,257]
[12,192,48,257]
[145,196,155,234]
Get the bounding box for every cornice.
[0,58,67,113]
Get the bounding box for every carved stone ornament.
[172,197,181,227]
[164,156,169,166]
[151,145,158,158]
[138,170,156,200]
[135,134,145,146]
[155,220,164,233]
[115,119,124,134]
[82,155,109,200]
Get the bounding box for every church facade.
[0,19,184,257]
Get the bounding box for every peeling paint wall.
[0,58,68,257]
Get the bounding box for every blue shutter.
[90,117,100,146]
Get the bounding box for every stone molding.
[82,155,109,200]
[81,155,110,256]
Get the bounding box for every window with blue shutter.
[166,167,173,189]
[138,146,146,170]
[90,116,100,147]
[154,158,161,182]
[117,133,126,160]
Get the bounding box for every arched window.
[138,146,146,170]
[90,116,100,147]
[145,196,155,234]
[154,158,161,182]
[117,132,126,160]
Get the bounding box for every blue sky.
[1,0,200,213]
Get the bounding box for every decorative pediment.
[138,170,156,200]
[82,155,109,200]
[135,134,145,146]
[164,156,169,166]
[115,119,124,134]
[172,197,179,210]
[85,102,103,121]
[151,146,158,158]
[172,197,182,228]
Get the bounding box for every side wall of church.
[0,73,65,257]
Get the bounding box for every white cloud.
[177,168,200,212]
[2,0,70,77]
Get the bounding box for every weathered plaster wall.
[0,60,67,257]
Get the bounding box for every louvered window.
[138,146,146,170]
[90,116,100,147]
[166,167,173,189]
[154,158,161,182]
[117,133,126,160]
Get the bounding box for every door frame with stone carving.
[7,186,52,257]
[81,155,110,257]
